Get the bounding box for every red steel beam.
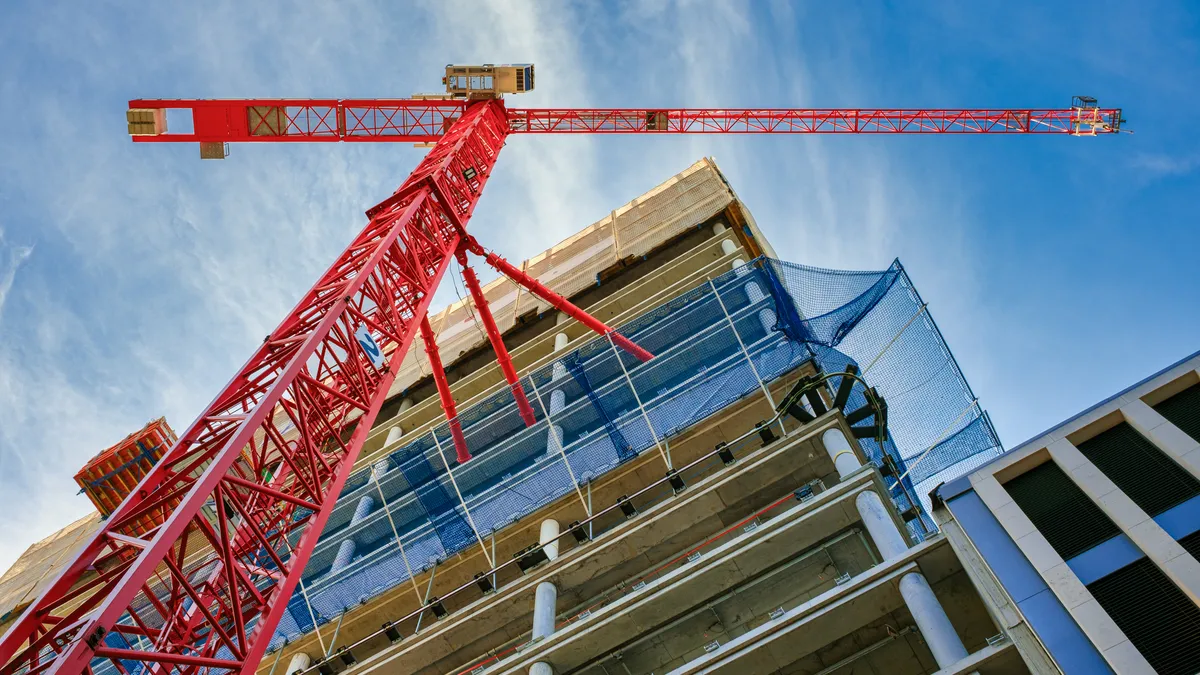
[418,315,472,464]
[455,249,538,427]
[506,107,1124,134]
[127,100,1123,145]
[465,237,655,363]
[0,99,509,675]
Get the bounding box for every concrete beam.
[498,470,883,674]
[350,415,847,675]
[668,538,957,674]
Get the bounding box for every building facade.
[256,158,1015,675]
[933,351,1200,674]
[2,159,1020,675]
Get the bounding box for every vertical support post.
[419,315,470,463]
[709,279,786,437]
[607,333,671,470]
[429,431,494,568]
[456,249,537,427]
[330,494,375,573]
[413,562,438,633]
[465,239,653,362]
[323,612,345,658]
[528,375,591,516]
[369,461,424,602]
[296,580,326,656]
[531,521,560,675]
[820,428,968,668]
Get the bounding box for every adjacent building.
[933,350,1200,674]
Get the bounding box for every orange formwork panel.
[73,418,178,535]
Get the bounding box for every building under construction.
[3,159,1041,674]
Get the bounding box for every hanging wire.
[889,398,980,490]
[527,374,592,516]
[370,466,426,602]
[429,431,495,568]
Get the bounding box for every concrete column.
[720,238,737,256]
[372,458,390,479]
[712,221,728,235]
[531,520,561,675]
[385,426,404,446]
[900,573,969,665]
[331,494,376,573]
[384,398,413,448]
[532,582,558,640]
[285,653,311,675]
[855,490,908,559]
[728,257,773,333]
[823,429,864,479]
[548,333,570,455]
[821,427,969,669]
[540,519,561,562]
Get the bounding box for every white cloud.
[0,0,995,577]
[1131,152,1200,177]
[0,228,33,326]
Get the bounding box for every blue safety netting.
[247,256,1003,651]
[765,258,1002,532]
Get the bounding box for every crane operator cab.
[443,64,534,99]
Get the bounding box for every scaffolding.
[253,255,1001,651]
[77,255,1001,672]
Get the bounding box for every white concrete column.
[540,519,561,562]
[556,311,570,326]
[331,494,376,573]
[712,221,728,235]
[548,333,570,455]
[823,429,863,479]
[720,239,738,256]
[821,427,968,669]
[900,572,969,666]
[531,582,558,640]
[385,426,404,446]
[855,491,908,559]
[728,257,773,333]
[384,398,413,448]
[285,653,311,675]
[372,458,390,479]
[531,520,561,674]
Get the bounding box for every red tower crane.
[0,64,1124,675]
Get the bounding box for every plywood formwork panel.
[0,514,102,631]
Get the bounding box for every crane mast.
[1,65,1124,675]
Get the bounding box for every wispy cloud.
[0,228,33,326]
[1131,152,1200,177]
[2,0,1197,577]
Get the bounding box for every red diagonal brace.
[419,315,471,463]
[455,248,537,427]
[464,237,654,362]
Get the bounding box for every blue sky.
[0,1,1197,574]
